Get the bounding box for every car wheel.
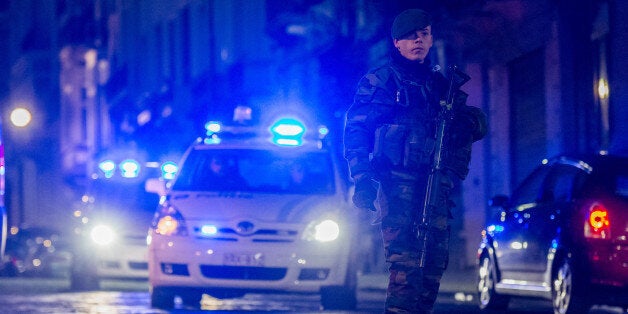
[477,255,509,311]
[551,258,590,314]
[321,257,358,310]
[70,270,100,291]
[151,286,175,309]
[69,253,99,291]
[179,290,202,308]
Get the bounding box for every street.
[0,276,625,313]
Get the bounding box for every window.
[540,164,584,202]
[510,164,550,208]
[174,149,335,195]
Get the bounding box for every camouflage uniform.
[343,51,486,313]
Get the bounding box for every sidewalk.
[358,266,477,297]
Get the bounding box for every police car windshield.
[88,179,160,216]
[173,149,335,194]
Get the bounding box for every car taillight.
[584,203,610,239]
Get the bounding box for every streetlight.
[6,106,34,228]
[9,107,32,128]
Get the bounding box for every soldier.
[343,8,487,314]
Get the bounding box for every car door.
[494,163,550,282]
[516,163,584,278]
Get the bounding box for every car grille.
[200,265,287,280]
[129,261,148,270]
[193,226,298,243]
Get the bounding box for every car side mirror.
[145,178,167,196]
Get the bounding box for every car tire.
[477,255,509,311]
[150,286,175,309]
[320,261,358,311]
[69,253,99,291]
[320,285,357,310]
[551,257,591,314]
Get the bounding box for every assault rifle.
[416,65,470,267]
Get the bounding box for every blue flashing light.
[318,126,329,137]
[203,134,222,145]
[161,161,178,180]
[486,224,504,233]
[200,224,218,236]
[98,160,116,178]
[205,121,221,135]
[275,138,301,146]
[271,118,305,136]
[270,118,306,146]
[120,159,141,178]
[551,239,558,249]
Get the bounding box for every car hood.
[166,191,347,224]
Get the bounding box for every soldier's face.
[393,26,433,63]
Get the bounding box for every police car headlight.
[90,225,116,246]
[152,205,188,236]
[303,219,340,242]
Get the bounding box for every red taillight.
[584,203,611,239]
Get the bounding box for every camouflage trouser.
[377,178,451,314]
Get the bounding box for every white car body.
[69,157,169,290]
[91,229,149,279]
[146,120,358,310]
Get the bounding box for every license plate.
[223,252,265,266]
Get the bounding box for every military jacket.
[344,54,486,182]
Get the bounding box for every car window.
[540,164,586,202]
[173,149,335,194]
[88,179,160,215]
[578,157,628,199]
[617,176,628,197]
[510,164,550,209]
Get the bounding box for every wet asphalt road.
[0,277,625,313]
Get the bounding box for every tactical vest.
[371,65,441,175]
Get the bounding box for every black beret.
[391,9,432,39]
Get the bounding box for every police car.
[145,107,358,310]
[69,150,179,290]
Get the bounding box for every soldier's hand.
[455,105,487,142]
[353,176,377,211]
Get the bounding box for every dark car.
[0,226,72,277]
[477,154,627,314]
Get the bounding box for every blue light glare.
[161,161,178,180]
[98,160,116,178]
[270,118,306,146]
[551,239,558,249]
[205,121,221,135]
[201,225,218,236]
[204,135,222,145]
[271,118,305,136]
[275,138,301,146]
[120,159,140,178]
[487,224,504,233]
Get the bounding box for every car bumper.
[94,240,148,279]
[587,241,628,287]
[148,233,352,293]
